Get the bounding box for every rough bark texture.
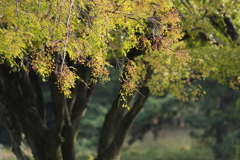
[96,86,150,160]
[0,43,147,160]
[97,47,147,157]
[223,16,239,41]
[96,57,152,160]
[97,94,134,155]
[0,60,96,160]
[61,125,77,160]
[0,108,30,160]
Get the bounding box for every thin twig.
[105,30,122,70]
[61,0,74,72]
[125,16,149,29]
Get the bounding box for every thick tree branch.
[96,62,152,160]
[198,32,225,45]
[96,86,150,160]
[49,72,66,143]
[0,64,47,135]
[87,81,97,105]
[0,63,49,160]
[71,64,91,126]
[224,16,239,41]
[67,81,80,115]
[97,46,146,156]
[180,0,191,11]
[29,69,45,122]
[97,91,134,155]
[0,108,30,160]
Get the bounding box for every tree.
[172,0,240,159]
[172,0,240,83]
[0,0,193,160]
[185,81,240,160]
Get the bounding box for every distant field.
[0,126,214,160]
[0,147,15,160]
[0,145,33,160]
[121,125,214,160]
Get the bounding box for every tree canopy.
[173,0,240,87]
[0,0,194,100]
[0,1,195,160]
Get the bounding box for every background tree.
[185,81,240,160]
[172,0,240,159]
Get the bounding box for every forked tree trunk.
[97,94,134,156]
[0,61,95,160]
[96,86,150,160]
[96,60,152,160]
[0,46,151,160]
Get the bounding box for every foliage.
[185,81,240,160]
[172,0,240,87]
[1,0,240,160]
[170,1,240,159]
[0,0,194,100]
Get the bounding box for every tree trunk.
[214,88,234,160]
[96,86,150,160]
[0,108,30,160]
[61,125,77,160]
[0,61,95,160]
[96,62,152,160]
[97,93,134,155]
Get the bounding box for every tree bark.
[96,86,150,160]
[0,108,30,160]
[214,88,234,160]
[97,47,144,157]
[96,63,152,160]
[97,92,134,155]
[61,125,77,160]
[60,64,96,160]
[0,61,96,160]
[223,16,239,41]
[0,64,49,160]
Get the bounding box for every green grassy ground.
[0,145,33,160]
[0,126,214,160]
[121,125,214,160]
[0,147,15,160]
